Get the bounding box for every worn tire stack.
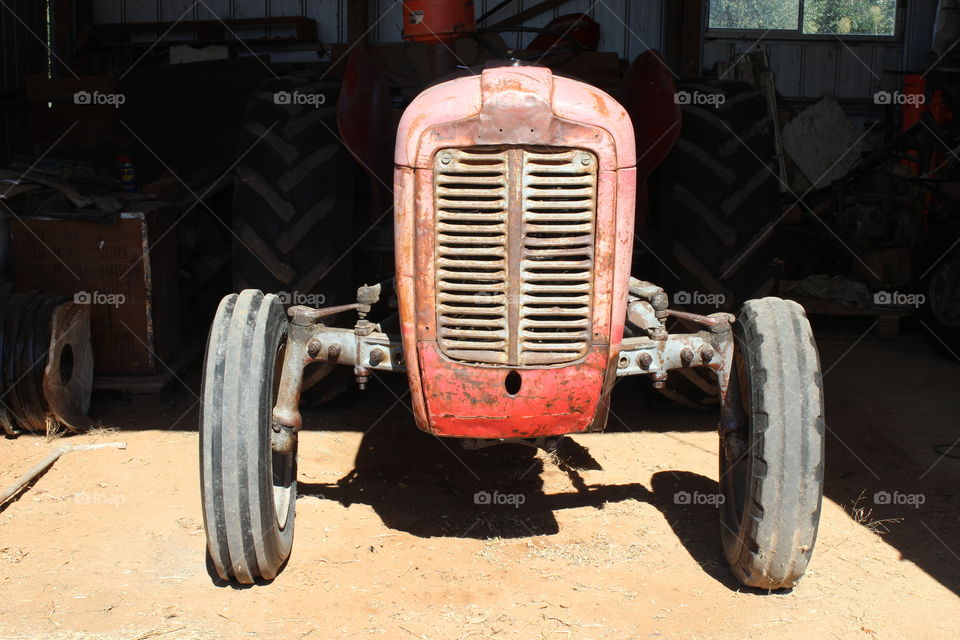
[0,288,91,435]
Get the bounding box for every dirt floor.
[1,326,958,639]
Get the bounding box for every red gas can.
[401,0,475,43]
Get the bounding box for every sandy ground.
[0,330,958,639]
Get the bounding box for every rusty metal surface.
[519,148,596,365]
[288,303,360,325]
[664,308,736,327]
[394,65,637,438]
[417,342,607,438]
[434,147,510,365]
[272,320,407,452]
[433,146,597,367]
[395,66,636,169]
[616,313,735,380]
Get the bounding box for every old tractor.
[200,5,825,591]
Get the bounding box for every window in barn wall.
[803,0,897,36]
[709,0,799,30]
[708,0,899,37]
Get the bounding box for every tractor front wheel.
[719,297,825,589]
[200,290,296,583]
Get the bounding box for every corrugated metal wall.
[705,39,904,100]
[88,0,936,100]
[92,1,350,43]
[1,0,50,166]
[91,0,663,60]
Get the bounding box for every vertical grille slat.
[435,148,510,365]
[435,146,597,367]
[519,147,596,366]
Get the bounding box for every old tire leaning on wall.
[719,297,825,589]
[652,80,782,311]
[200,290,296,584]
[232,72,355,306]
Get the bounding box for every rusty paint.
[417,343,607,438]
[394,65,636,438]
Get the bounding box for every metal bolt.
[680,348,694,366]
[618,356,629,369]
[369,348,385,367]
[637,352,653,370]
[356,366,370,390]
[580,154,592,166]
[652,372,667,390]
[327,344,341,361]
[700,346,715,363]
[307,339,322,358]
[439,152,452,165]
[650,291,669,311]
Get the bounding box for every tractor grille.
[434,146,597,367]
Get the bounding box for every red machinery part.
[393,65,638,438]
[401,0,476,43]
[527,14,601,52]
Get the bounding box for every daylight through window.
[708,0,898,36]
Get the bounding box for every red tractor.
[200,9,825,590]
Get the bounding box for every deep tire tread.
[233,74,354,304]
[201,290,295,584]
[654,79,782,307]
[721,297,825,589]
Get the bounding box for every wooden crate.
[10,202,178,374]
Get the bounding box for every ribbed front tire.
[719,297,825,589]
[200,290,296,584]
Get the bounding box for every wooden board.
[10,202,179,375]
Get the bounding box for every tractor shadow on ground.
[297,376,745,589]
[299,423,741,587]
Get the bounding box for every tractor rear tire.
[232,72,355,305]
[917,228,960,357]
[200,290,296,584]
[652,80,782,310]
[719,297,825,589]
